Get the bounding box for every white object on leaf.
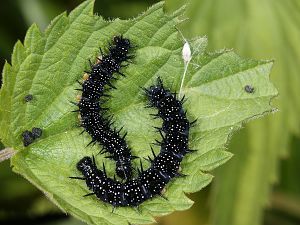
[178,31,192,98]
[182,42,192,63]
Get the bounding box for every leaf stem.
[0,148,17,163]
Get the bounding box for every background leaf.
[0,0,277,224]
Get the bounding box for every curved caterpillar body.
[76,36,135,180]
[72,79,194,207]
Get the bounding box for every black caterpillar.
[71,78,195,207]
[74,36,136,180]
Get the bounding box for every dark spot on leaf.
[244,85,254,93]
[32,127,42,139]
[22,130,34,147]
[24,94,33,102]
[22,127,43,146]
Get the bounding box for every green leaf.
[0,0,277,224]
[165,0,300,224]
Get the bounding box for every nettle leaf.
[0,0,277,224]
